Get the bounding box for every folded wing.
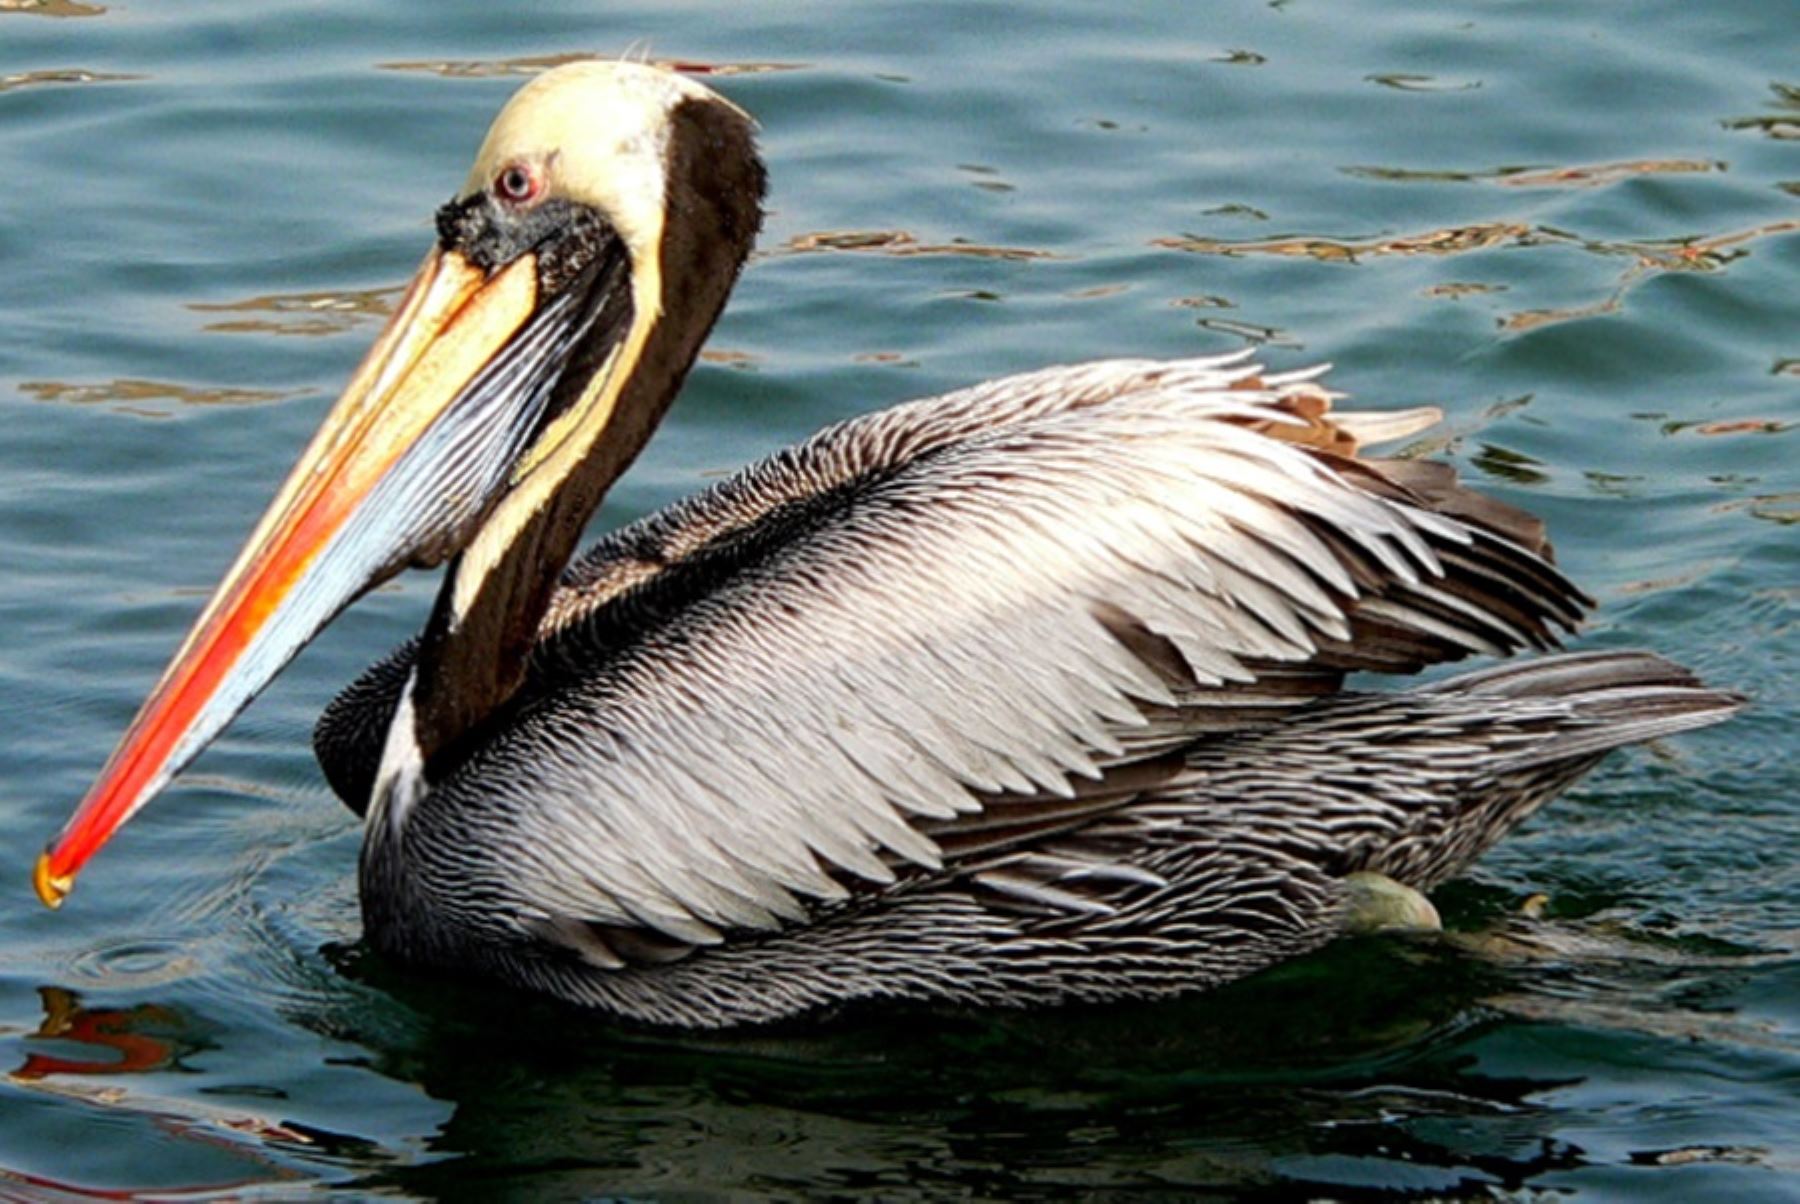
[320,353,1589,951]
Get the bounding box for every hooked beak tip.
[33,851,71,910]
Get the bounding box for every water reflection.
[1723,82,1800,140]
[1172,293,1236,310]
[783,230,1058,261]
[698,347,760,369]
[377,53,803,80]
[1662,419,1790,438]
[300,924,1794,1198]
[1156,216,1797,339]
[1501,293,1624,335]
[15,987,193,1080]
[1614,220,1800,272]
[1499,159,1723,188]
[317,938,1579,1197]
[1500,219,1799,333]
[1195,315,1299,348]
[1725,493,1800,526]
[1157,219,1795,274]
[0,68,140,94]
[16,900,1780,1197]
[1342,159,1722,187]
[17,379,301,417]
[188,287,401,338]
[1154,221,1531,261]
[1471,444,1550,487]
[1424,282,1508,300]
[0,0,106,18]
[6,989,320,1197]
[1365,72,1483,93]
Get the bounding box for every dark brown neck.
[406,96,766,778]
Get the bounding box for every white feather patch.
[372,668,429,837]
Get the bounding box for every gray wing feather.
[384,354,1586,948]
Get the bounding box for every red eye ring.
[494,162,542,205]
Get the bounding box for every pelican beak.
[36,239,623,906]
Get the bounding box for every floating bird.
[37,62,1737,1027]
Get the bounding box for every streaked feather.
[316,355,1737,1025]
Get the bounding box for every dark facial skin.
[436,191,623,295]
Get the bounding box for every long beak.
[37,244,606,906]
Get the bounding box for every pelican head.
[38,62,766,905]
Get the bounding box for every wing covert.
[360,354,1588,951]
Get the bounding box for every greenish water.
[2,0,1795,1197]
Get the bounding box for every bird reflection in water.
[14,986,193,1080]
[6,988,368,1197]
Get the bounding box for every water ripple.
[63,941,199,990]
[188,286,401,338]
[17,378,302,415]
[1365,72,1483,93]
[0,0,105,17]
[1343,158,1725,188]
[0,68,140,94]
[1154,221,1532,261]
[783,229,1059,261]
[1723,82,1800,140]
[378,53,804,80]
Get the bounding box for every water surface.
[2,1,1795,1198]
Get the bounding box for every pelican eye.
[494,163,543,206]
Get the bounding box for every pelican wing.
[330,354,1587,950]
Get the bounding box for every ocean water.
[1,1,1795,1198]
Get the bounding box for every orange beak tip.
[33,852,72,910]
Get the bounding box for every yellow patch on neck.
[440,60,728,624]
[449,247,664,622]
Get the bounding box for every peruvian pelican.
[37,62,1737,1027]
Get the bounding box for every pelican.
[37,62,1737,1027]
